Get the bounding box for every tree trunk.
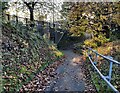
[30,8,34,21]
[29,8,34,27]
[23,2,37,27]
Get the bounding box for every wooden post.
[25,18,28,26]
[7,14,10,21]
[15,16,18,24]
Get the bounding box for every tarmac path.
[45,50,85,92]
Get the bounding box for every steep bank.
[1,22,64,92]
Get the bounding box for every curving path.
[45,50,85,92]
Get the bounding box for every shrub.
[54,51,64,58]
[84,34,109,48]
[84,39,98,48]
[94,34,109,46]
[49,45,64,58]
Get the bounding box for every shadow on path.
[45,50,85,92]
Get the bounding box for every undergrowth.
[1,21,64,92]
[73,40,120,92]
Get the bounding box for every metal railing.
[86,47,120,93]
